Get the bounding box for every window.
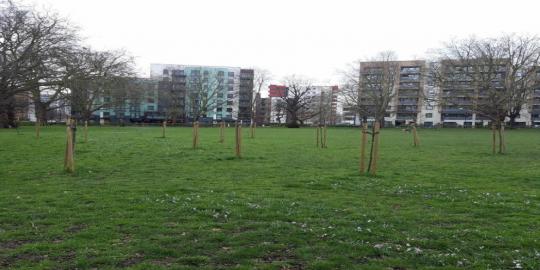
[425,113,433,118]
[228,72,234,77]
[191,70,200,76]
[217,107,222,112]
[226,108,233,112]
[147,105,155,111]
[227,94,234,99]
[228,79,234,84]
[227,101,233,106]
[228,86,234,92]
[147,98,154,103]
[163,69,169,75]
[103,112,110,116]
[218,71,224,76]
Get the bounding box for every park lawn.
[0,126,539,269]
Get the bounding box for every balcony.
[399,91,420,97]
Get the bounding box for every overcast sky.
[27,0,540,84]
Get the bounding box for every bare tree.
[273,99,286,124]
[280,75,317,128]
[65,48,134,123]
[0,0,77,127]
[249,68,270,136]
[433,35,540,153]
[341,52,400,174]
[186,70,223,122]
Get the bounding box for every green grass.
[1,126,539,269]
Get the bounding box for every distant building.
[268,84,288,124]
[254,92,271,125]
[150,64,254,123]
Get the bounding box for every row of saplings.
[60,119,426,175]
[62,120,249,173]
[55,119,506,175]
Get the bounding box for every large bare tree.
[0,0,77,127]
[433,35,540,153]
[249,68,270,135]
[280,75,317,128]
[65,47,134,122]
[186,70,223,122]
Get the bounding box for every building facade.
[150,64,254,123]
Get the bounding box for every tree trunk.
[0,97,17,128]
[360,122,367,173]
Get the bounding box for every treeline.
[0,0,138,128]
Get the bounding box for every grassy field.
[0,126,539,269]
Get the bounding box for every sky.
[26,0,540,85]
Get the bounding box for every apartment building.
[150,64,254,123]
[532,70,540,126]
[437,61,532,127]
[253,92,271,125]
[355,60,431,127]
[268,84,288,124]
[304,85,339,125]
[94,79,158,123]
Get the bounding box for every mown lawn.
[0,126,539,269]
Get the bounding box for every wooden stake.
[316,126,320,148]
[492,124,497,154]
[250,122,255,139]
[192,121,199,149]
[64,119,75,173]
[84,120,88,143]
[35,119,40,139]
[235,121,242,158]
[323,125,328,148]
[412,123,419,147]
[161,120,166,138]
[370,121,381,175]
[360,122,367,173]
[219,121,225,143]
[499,122,505,154]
